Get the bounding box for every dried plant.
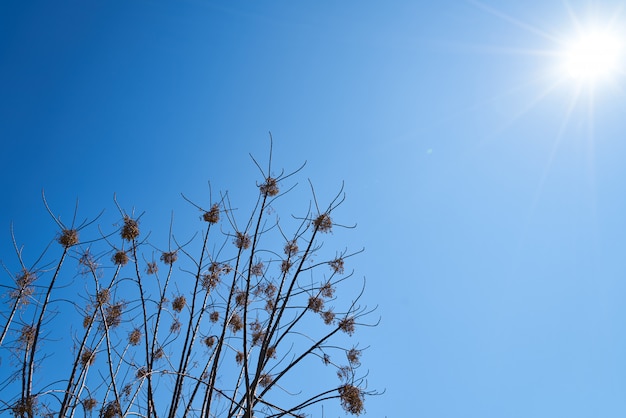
[0,145,378,418]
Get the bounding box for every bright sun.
[563,28,623,82]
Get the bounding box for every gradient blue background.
[2,1,626,416]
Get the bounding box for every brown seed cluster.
[258,373,273,388]
[170,319,181,333]
[80,348,96,367]
[154,347,164,360]
[146,261,158,275]
[172,295,186,312]
[338,384,364,415]
[96,289,110,306]
[104,302,124,329]
[234,232,251,249]
[129,328,142,346]
[308,296,324,313]
[203,203,220,224]
[160,251,178,265]
[346,348,361,367]
[10,269,36,302]
[112,250,129,266]
[229,313,243,333]
[235,291,248,307]
[320,281,335,299]
[314,213,332,233]
[82,398,97,412]
[11,396,38,417]
[121,216,140,241]
[321,310,335,325]
[235,351,244,365]
[204,336,216,348]
[329,257,345,274]
[136,367,148,379]
[250,261,264,276]
[101,400,122,418]
[209,311,220,323]
[280,260,292,273]
[18,325,35,348]
[339,317,356,336]
[58,228,79,247]
[284,239,299,256]
[250,320,265,346]
[259,177,279,197]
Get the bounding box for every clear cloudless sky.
[2,0,626,416]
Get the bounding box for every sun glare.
[563,28,623,82]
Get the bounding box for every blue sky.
[2,0,626,416]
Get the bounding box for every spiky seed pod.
[112,250,129,266]
[121,216,140,241]
[203,203,220,223]
[58,229,79,247]
[129,328,142,346]
[172,295,186,312]
[338,384,364,415]
[160,251,178,265]
[314,213,332,233]
[259,177,279,197]
[329,257,345,274]
[234,232,251,249]
[339,317,356,336]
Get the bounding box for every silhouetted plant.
[0,143,377,417]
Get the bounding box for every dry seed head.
[83,315,93,329]
[235,290,248,306]
[264,299,275,313]
[339,384,364,415]
[321,310,335,325]
[18,325,35,348]
[314,213,332,233]
[104,302,124,329]
[96,289,110,306]
[250,261,264,276]
[154,347,164,360]
[280,259,292,273]
[101,400,122,418]
[229,312,243,333]
[170,319,181,333]
[11,396,38,417]
[82,398,97,412]
[121,216,140,241]
[122,384,132,398]
[203,203,220,223]
[339,317,356,336]
[284,239,299,256]
[234,232,251,249]
[260,177,279,197]
[321,281,335,299]
[235,351,244,365]
[308,296,324,313]
[129,328,142,346]
[160,251,178,265]
[58,229,79,247]
[80,348,96,367]
[209,310,220,323]
[146,261,158,275]
[204,336,216,348]
[347,348,362,367]
[323,353,331,365]
[258,373,273,388]
[10,270,36,303]
[329,257,345,274]
[112,250,129,266]
[172,295,186,312]
[136,367,148,379]
[266,346,277,359]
